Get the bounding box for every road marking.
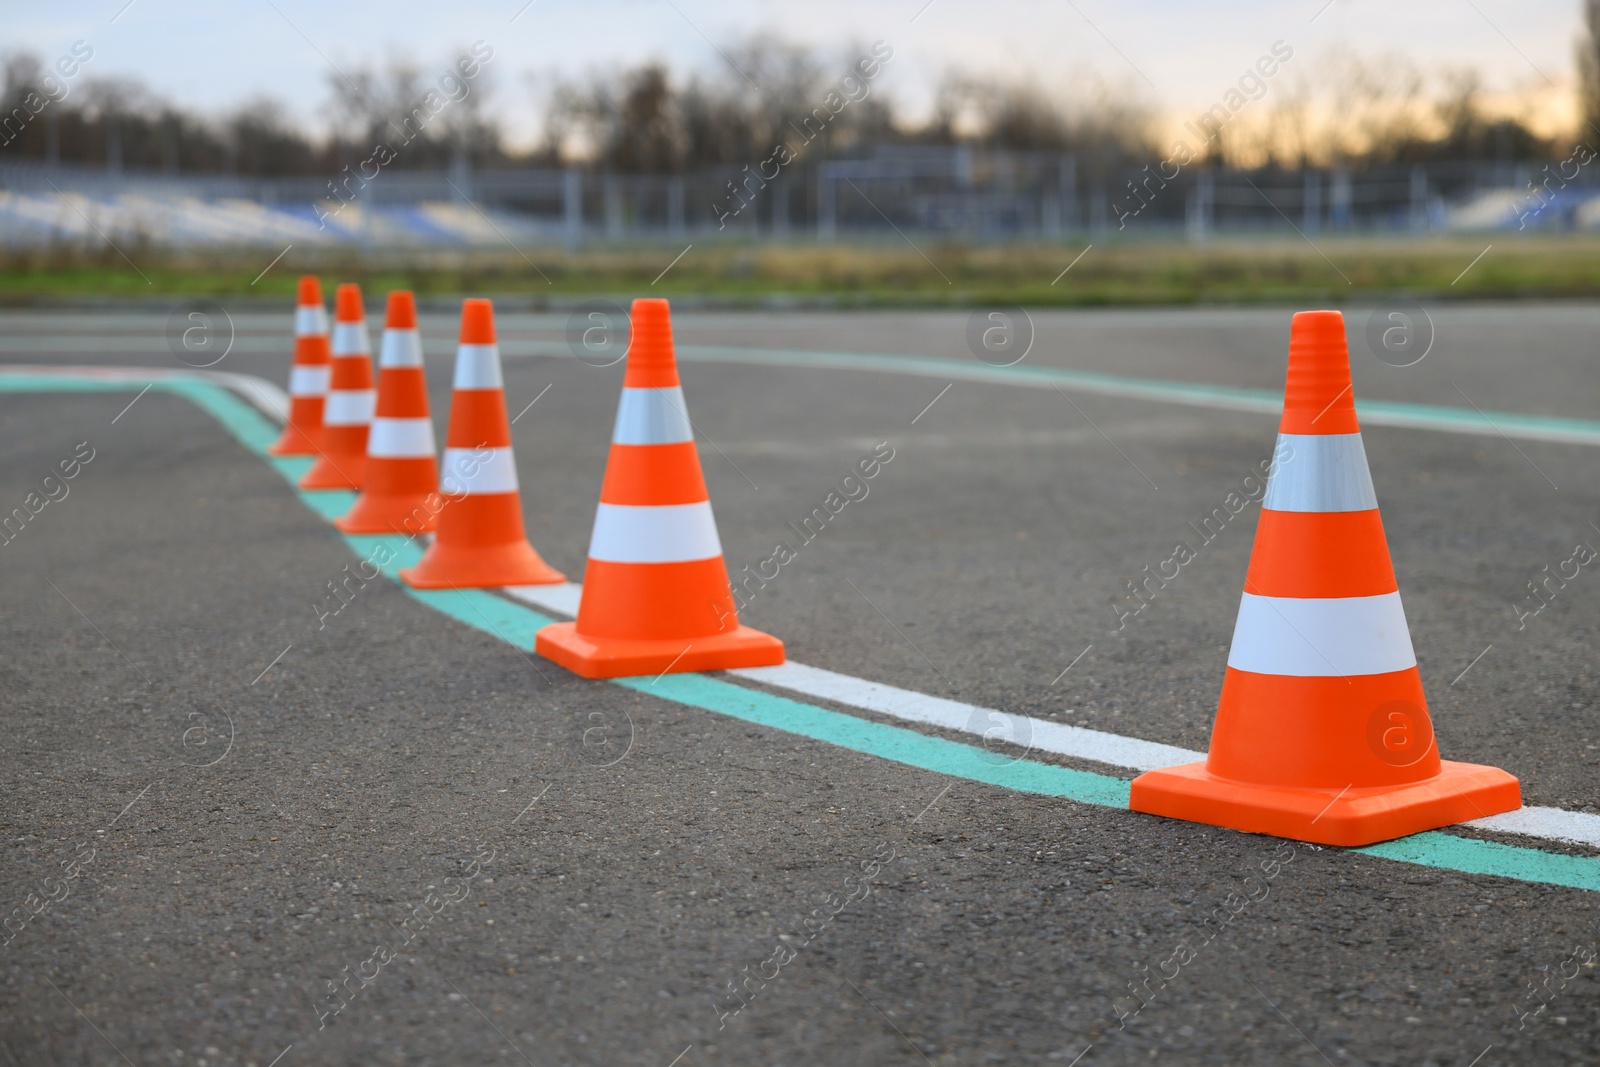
[733,661,1202,772]
[10,369,1600,891]
[30,337,1600,450]
[622,345,1600,450]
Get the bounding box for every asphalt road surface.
[3,302,1600,1066]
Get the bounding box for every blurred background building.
[2,6,1598,250]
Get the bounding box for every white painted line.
[1465,806,1600,849]
[208,371,290,421]
[0,366,289,423]
[732,661,1206,772]
[507,576,1600,851]
[502,582,583,616]
[519,343,1600,451]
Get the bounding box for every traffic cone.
[300,283,374,490]
[1129,310,1519,846]
[399,298,564,588]
[536,298,784,679]
[335,291,442,533]
[267,275,330,455]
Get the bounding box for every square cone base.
[1129,760,1521,847]
[299,455,365,490]
[267,426,320,456]
[536,622,784,679]
[400,540,564,589]
[334,494,439,534]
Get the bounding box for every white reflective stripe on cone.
[453,344,503,389]
[1262,433,1378,513]
[294,306,328,336]
[1227,591,1416,677]
[323,389,376,426]
[587,501,723,564]
[612,386,694,445]
[440,446,518,494]
[368,417,436,458]
[288,365,330,396]
[378,329,423,368]
[331,322,371,356]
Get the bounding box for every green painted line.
[650,344,1600,448]
[619,673,1134,807]
[1358,832,1600,893]
[301,490,359,521]
[7,368,1600,895]
[341,533,557,645]
[270,456,315,482]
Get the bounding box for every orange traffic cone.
[267,275,331,456]
[399,299,564,589]
[300,284,375,490]
[335,291,442,533]
[1129,310,1519,846]
[536,298,784,679]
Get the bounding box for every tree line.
[0,28,1585,180]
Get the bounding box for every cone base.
[400,539,564,589]
[300,454,366,489]
[1129,759,1521,847]
[334,492,440,534]
[536,622,784,679]
[268,423,321,456]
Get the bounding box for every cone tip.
[1281,309,1358,435]
[460,298,496,344]
[1290,309,1346,338]
[296,274,322,306]
[334,283,365,323]
[386,290,417,329]
[622,297,678,387]
[630,297,671,323]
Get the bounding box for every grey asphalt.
[3,303,1600,1066]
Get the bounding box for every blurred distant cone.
[399,298,564,588]
[300,284,374,490]
[1128,310,1520,846]
[536,298,784,678]
[335,291,442,533]
[267,275,330,456]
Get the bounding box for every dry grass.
[3,235,1597,306]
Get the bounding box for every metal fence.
[0,146,1593,250]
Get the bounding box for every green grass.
[3,236,1597,306]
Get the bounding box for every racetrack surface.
[3,304,1600,1065]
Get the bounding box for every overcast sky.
[0,0,1583,145]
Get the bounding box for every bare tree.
[1579,0,1600,142]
